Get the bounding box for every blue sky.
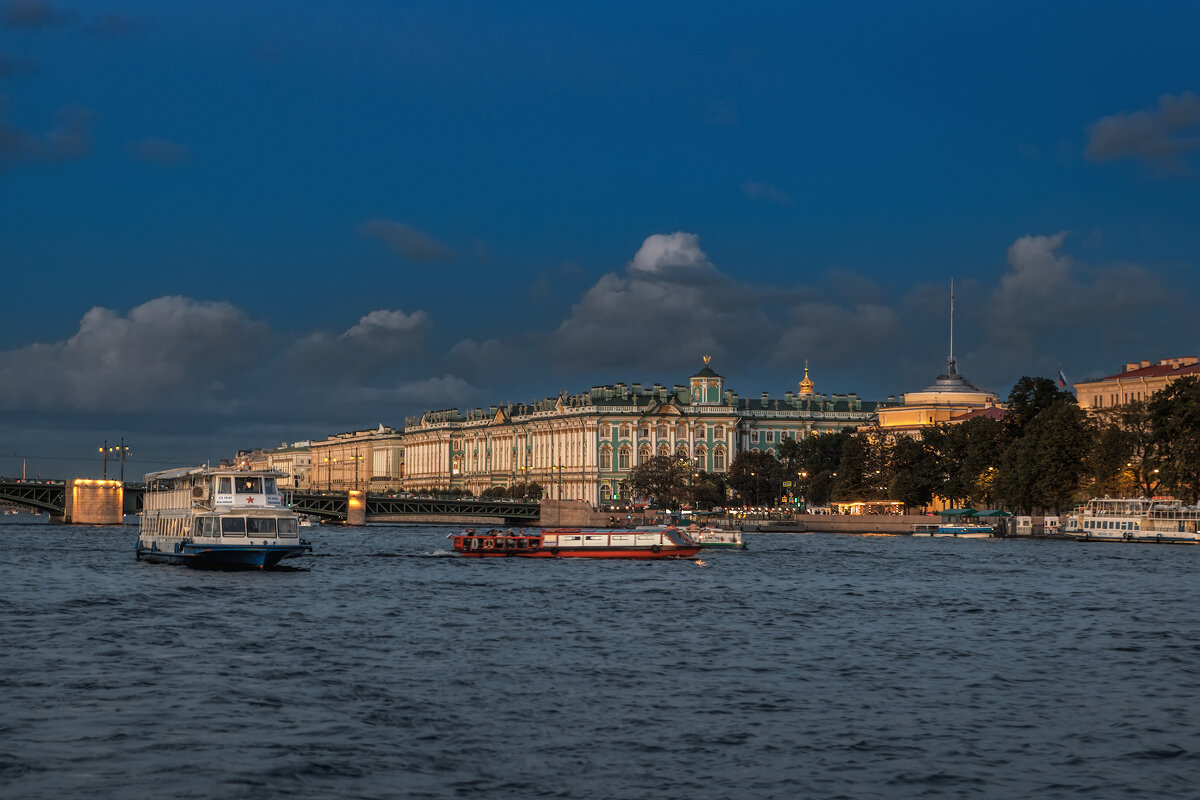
[2,0,1199,479]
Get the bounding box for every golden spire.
[799,360,814,395]
[703,354,711,366]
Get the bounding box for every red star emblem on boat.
[246,497,254,504]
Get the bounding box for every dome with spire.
[798,361,815,396]
[689,355,724,405]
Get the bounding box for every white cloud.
[359,218,454,262]
[628,232,712,274]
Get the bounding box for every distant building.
[1074,357,1200,410]
[875,355,1003,437]
[401,358,878,504]
[306,427,404,492]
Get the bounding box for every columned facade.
[402,360,878,503]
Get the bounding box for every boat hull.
[456,547,701,559]
[136,542,311,569]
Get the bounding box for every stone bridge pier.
[58,479,124,525]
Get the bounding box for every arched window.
[618,446,632,471]
[713,446,727,472]
[657,443,670,457]
[695,444,707,469]
[638,444,651,463]
[676,444,689,460]
[599,444,612,471]
[601,483,612,501]
[714,425,725,439]
[619,424,632,439]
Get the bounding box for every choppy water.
[1,520,1198,799]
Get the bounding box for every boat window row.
[1083,519,1140,530]
[215,476,279,495]
[193,516,299,537]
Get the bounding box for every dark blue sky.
[2,1,1199,478]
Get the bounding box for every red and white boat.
[450,527,701,559]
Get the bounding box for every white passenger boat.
[137,466,313,568]
[687,526,748,549]
[1065,497,1200,544]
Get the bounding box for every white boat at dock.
[137,466,313,568]
[1064,497,1200,544]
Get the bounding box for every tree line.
[624,375,1200,514]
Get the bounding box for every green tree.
[727,450,781,506]
[888,435,939,511]
[1005,376,1076,439]
[1150,376,1200,504]
[999,403,1093,512]
[627,455,692,508]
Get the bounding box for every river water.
[1,520,1197,799]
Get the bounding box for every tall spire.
[948,279,957,376]
[798,360,815,396]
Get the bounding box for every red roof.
[1092,360,1200,383]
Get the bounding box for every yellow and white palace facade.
[401,360,878,504]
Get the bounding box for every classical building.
[875,355,1003,437]
[1074,357,1200,410]
[401,359,878,504]
[237,441,314,489]
[306,426,405,492]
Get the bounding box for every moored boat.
[137,466,313,568]
[450,527,701,558]
[684,525,747,549]
[1065,497,1200,544]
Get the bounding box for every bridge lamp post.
[324,456,337,491]
[353,449,364,491]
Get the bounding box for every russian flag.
[1058,368,1068,389]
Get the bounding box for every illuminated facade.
[401,359,878,504]
[875,356,1002,437]
[1074,357,1200,410]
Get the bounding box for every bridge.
[285,490,540,525]
[0,479,540,526]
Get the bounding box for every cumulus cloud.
[740,180,794,205]
[359,218,454,262]
[775,301,901,365]
[0,0,71,30]
[554,232,766,371]
[0,104,93,172]
[0,297,269,413]
[1085,91,1200,174]
[126,137,191,166]
[287,308,431,380]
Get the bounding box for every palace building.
[400,358,878,504]
[874,355,1003,437]
[1074,356,1200,410]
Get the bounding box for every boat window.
[193,519,202,537]
[222,517,247,535]
[264,477,278,494]
[236,477,263,494]
[201,517,216,536]
[246,517,276,534]
[218,477,232,494]
[277,518,298,534]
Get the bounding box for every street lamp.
[98,438,131,481]
[324,456,337,491]
[353,448,364,491]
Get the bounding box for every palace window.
[599,445,612,471]
[640,426,650,439]
[713,446,727,472]
[619,424,632,439]
[676,444,689,460]
[639,444,651,463]
[601,484,612,501]
[766,431,775,444]
[675,423,688,438]
[601,423,611,438]
[657,443,670,457]
[714,425,724,438]
[618,446,632,471]
[657,424,668,438]
[695,444,707,468]
[750,431,760,444]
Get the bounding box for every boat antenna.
[948,279,957,376]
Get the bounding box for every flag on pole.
[1058,367,1068,389]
